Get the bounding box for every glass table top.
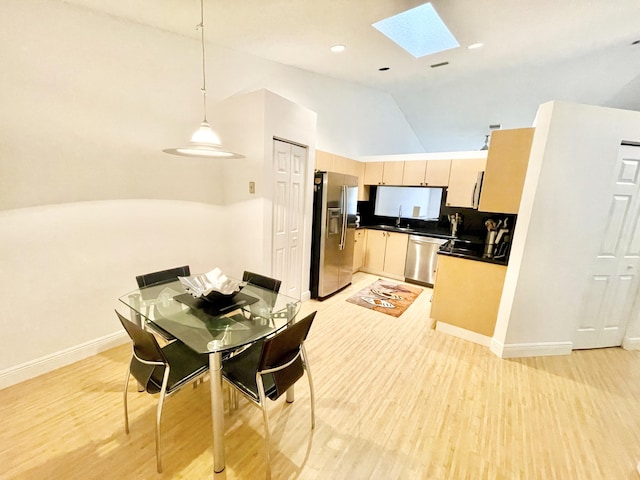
[118,279,301,354]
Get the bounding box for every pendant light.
[163,0,243,158]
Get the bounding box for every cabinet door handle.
[471,181,478,206]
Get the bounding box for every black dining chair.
[222,311,316,479]
[116,310,209,473]
[135,265,191,341]
[242,270,282,293]
[136,265,191,288]
[241,271,282,321]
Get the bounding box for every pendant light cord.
[198,0,208,123]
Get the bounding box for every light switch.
[249,181,255,194]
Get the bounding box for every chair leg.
[155,369,171,473]
[123,368,131,434]
[302,345,316,429]
[256,374,272,480]
[155,393,165,473]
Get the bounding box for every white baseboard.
[435,322,491,347]
[358,267,404,282]
[0,331,129,390]
[622,336,640,350]
[490,337,573,358]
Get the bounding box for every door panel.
[575,145,640,348]
[272,143,290,285]
[601,195,631,255]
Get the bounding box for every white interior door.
[575,144,640,349]
[272,139,307,299]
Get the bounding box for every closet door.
[272,139,307,299]
[575,144,640,349]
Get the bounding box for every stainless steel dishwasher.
[404,235,448,287]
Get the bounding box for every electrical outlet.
[249,181,255,194]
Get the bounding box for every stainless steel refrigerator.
[310,171,358,299]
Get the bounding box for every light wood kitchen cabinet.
[364,161,404,186]
[478,127,534,214]
[430,255,507,337]
[445,157,487,208]
[353,228,366,272]
[353,160,368,202]
[363,229,409,279]
[402,160,451,186]
[315,150,334,172]
[315,149,368,201]
[364,161,384,185]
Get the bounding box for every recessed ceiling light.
[372,2,459,58]
[330,44,346,53]
[468,42,484,49]
[632,40,640,46]
[379,67,390,71]
[430,61,449,68]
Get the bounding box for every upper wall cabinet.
[402,160,451,186]
[315,150,334,172]
[445,158,487,208]
[478,128,535,214]
[364,161,404,185]
[315,150,368,201]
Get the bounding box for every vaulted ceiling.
[66,0,640,151]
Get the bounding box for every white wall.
[492,101,640,357]
[0,0,422,212]
[1,0,420,386]
[395,44,640,153]
[0,200,229,386]
[211,89,317,296]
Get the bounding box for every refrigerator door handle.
[339,185,347,250]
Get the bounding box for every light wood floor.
[2,272,640,479]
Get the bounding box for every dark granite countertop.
[361,223,453,240]
[359,224,509,266]
[437,239,508,266]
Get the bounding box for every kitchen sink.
[441,239,484,257]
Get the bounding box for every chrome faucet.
[395,205,402,227]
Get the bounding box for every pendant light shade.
[163,122,235,158]
[163,0,243,159]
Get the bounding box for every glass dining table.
[118,279,300,475]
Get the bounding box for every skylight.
[372,2,459,58]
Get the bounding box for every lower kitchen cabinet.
[430,255,507,338]
[353,229,366,272]
[362,229,408,279]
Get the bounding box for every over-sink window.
[374,186,443,220]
